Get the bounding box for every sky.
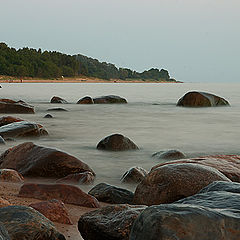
[0,0,239,82]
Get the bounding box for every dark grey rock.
[152,149,186,160]
[0,223,10,240]
[47,108,68,112]
[93,95,127,104]
[44,114,53,118]
[0,136,5,144]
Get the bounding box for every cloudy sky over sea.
[1,0,239,82]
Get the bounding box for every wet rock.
[29,199,72,224]
[0,142,95,178]
[0,98,35,113]
[79,204,146,240]
[121,167,148,184]
[77,96,94,104]
[56,171,95,185]
[0,116,23,127]
[47,107,68,112]
[152,154,240,182]
[88,183,134,204]
[133,163,231,205]
[177,91,230,107]
[44,114,53,118]
[97,133,139,151]
[0,136,5,144]
[93,95,127,104]
[0,205,65,240]
[0,121,48,138]
[0,169,24,183]
[152,149,186,160]
[0,197,11,208]
[0,223,10,240]
[50,96,68,104]
[19,183,100,208]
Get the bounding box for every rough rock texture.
[29,199,72,224]
[177,91,230,107]
[77,96,94,104]
[50,96,68,104]
[133,163,231,205]
[19,183,100,208]
[0,99,35,113]
[0,116,23,127]
[79,204,146,240]
[0,142,95,178]
[0,205,65,240]
[47,108,68,112]
[121,167,148,184]
[56,171,95,185]
[0,121,48,138]
[97,134,139,151]
[0,169,24,182]
[0,197,11,208]
[93,95,127,104]
[0,223,10,240]
[152,155,240,182]
[152,149,186,160]
[89,183,134,204]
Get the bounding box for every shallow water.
[0,82,240,191]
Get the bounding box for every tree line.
[0,42,175,81]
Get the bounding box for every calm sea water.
[0,82,239,191]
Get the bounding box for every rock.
[50,96,68,104]
[0,98,35,113]
[0,169,24,182]
[29,199,72,224]
[0,197,11,208]
[78,204,146,240]
[97,134,139,151]
[152,149,186,160]
[0,116,23,127]
[133,163,231,205]
[152,155,240,182]
[93,95,127,104]
[0,205,65,240]
[47,107,68,112]
[19,183,100,208]
[77,96,94,104]
[121,167,148,184]
[0,136,5,144]
[0,121,48,138]
[44,114,53,118]
[56,171,95,185]
[129,204,240,240]
[177,91,230,107]
[0,142,95,178]
[88,183,134,204]
[0,223,10,240]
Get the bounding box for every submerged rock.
[44,114,53,118]
[47,107,68,112]
[152,149,186,160]
[50,96,68,104]
[77,96,94,104]
[93,95,127,104]
[0,99,35,113]
[121,167,148,184]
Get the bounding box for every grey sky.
[0,0,239,82]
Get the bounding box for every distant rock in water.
[97,133,139,151]
[121,167,148,184]
[44,114,53,118]
[0,99,34,113]
[0,116,24,127]
[152,150,186,160]
[177,91,230,107]
[47,107,68,112]
[50,96,68,104]
[77,96,94,104]
[93,95,127,104]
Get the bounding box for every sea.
[0,82,239,191]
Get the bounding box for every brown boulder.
[19,183,100,208]
[77,96,94,104]
[50,96,68,104]
[0,142,95,178]
[56,171,95,184]
[0,99,35,113]
[152,149,186,160]
[0,169,24,183]
[133,163,231,206]
[93,95,127,104]
[29,199,72,224]
[121,167,148,184]
[0,197,11,208]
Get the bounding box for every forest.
[0,43,175,81]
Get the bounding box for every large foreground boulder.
[177,91,230,107]
[50,96,67,104]
[0,205,65,240]
[133,163,230,205]
[93,95,127,104]
[78,204,146,240]
[97,134,139,151]
[0,142,95,178]
[19,183,100,208]
[0,99,35,113]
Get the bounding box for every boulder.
[121,167,148,184]
[50,96,67,104]
[29,199,72,224]
[0,98,35,113]
[97,134,139,151]
[89,183,134,204]
[177,91,230,107]
[133,163,230,205]
[0,197,11,208]
[152,149,186,160]
[56,171,95,185]
[47,108,68,112]
[0,169,24,183]
[19,183,100,208]
[79,204,146,240]
[0,142,95,178]
[77,96,94,104]
[0,205,65,240]
[93,95,127,104]
[0,116,23,127]
[152,155,240,182]
[44,114,53,118]
[0,121,48,138]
